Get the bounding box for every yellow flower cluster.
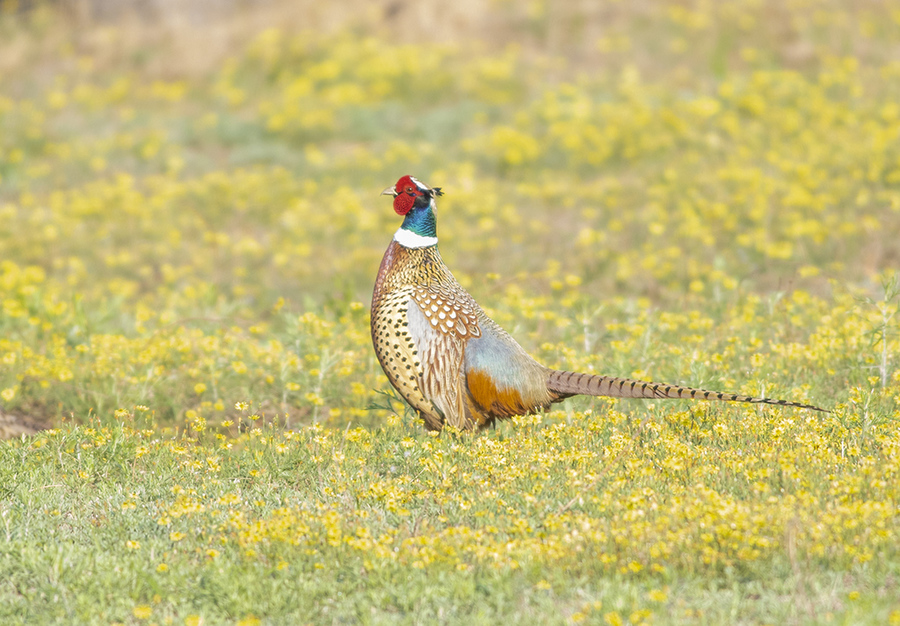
[1,0,899,621]
[12,403,899,621]
[1,1,897,432]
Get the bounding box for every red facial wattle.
[391,175,422,215]
[393,192,416,215]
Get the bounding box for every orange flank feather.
[466,368,531,419]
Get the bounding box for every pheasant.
[371,175,827,431]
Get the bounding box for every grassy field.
[1,0,900,623]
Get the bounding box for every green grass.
[2,411,898,625]
[0,0,899,623]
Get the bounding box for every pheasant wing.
[407,286,481,429]
[410,285,481,340]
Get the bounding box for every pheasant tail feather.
[547,370,829,413]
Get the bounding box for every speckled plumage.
[371,239,556,430]
[372,176,828,431]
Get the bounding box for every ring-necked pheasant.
[371,175,827,431]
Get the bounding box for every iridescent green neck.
[400,202,437,239]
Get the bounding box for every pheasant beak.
[381,186,398,197]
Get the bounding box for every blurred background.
[0,0,898,432]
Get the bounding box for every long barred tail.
[547,370,829,413]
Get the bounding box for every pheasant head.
[382,175,443,248]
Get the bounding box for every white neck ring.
[393,228,438,249]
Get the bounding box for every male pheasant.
[371,175,827,431]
